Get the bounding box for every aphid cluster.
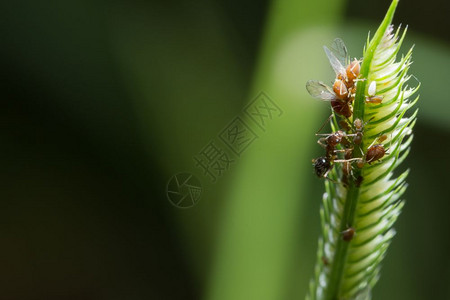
[308,39,387,185]
[306,39,360,118]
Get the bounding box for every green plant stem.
[354,0,399,124]
[322,1,398,299]
[324,182,361,300]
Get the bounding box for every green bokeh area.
[1,0,449,299]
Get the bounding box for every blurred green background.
[1,0,449,299]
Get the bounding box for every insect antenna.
[315,114,333,134]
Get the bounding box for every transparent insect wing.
[331,38,350,67]
[306,80,336,101]
[323,44,346,76]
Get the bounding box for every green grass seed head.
[306,1,419,299]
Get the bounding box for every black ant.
[312,156,360,180]
[313,117,359,181]
[313,156,332,178]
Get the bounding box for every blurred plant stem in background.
[206,1,346,299]
[105,0,450,296]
